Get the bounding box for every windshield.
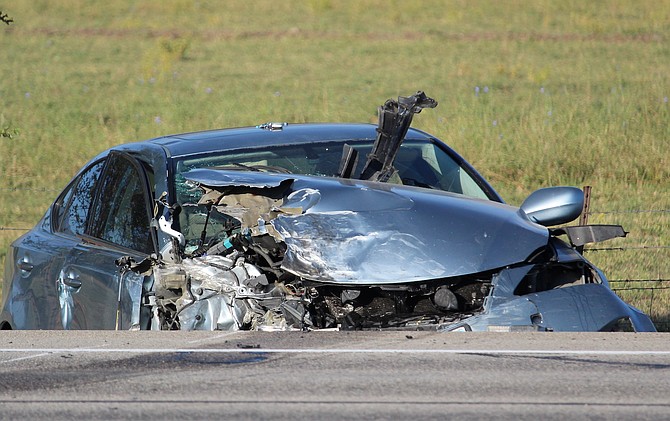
[172,139,492,248]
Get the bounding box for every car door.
[58,151,156,330]
[2,159,106,330]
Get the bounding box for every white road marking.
[0,348,669,356]
[0,352,52,364]
[185,331,240,344]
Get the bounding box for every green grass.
[1,0,669,325]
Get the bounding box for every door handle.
[17,261,34,272]
[17,257,34,276]
[63,273,82,290]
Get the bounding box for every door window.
[88,154,153,253]
[57,160,105,236]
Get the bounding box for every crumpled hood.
[184,170,549,284]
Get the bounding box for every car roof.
[145,123,436,158]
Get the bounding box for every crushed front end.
[130,169,654,332]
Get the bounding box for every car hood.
[184,169,549,284]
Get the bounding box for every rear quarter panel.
[1,223,75,329]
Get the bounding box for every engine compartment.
[148,237,492,331]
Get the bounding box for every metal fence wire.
[579,186,670,331]
[608,281,670,332]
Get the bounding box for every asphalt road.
[0,331,669,420]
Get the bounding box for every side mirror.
[520,187,584,227]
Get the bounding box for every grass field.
[1,1,669,326]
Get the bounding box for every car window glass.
[54,181,75,232]
[89,154,152,253]
[59,160,105,236]
[174,139,489,200]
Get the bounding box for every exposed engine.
[148,234,492,331]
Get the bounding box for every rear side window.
[88,154,153,253]
[57,160,105,236]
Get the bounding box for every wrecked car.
[0,92,656,332]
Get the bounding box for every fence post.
[579,185,591,226]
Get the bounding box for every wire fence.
[0,187,61,192]
[581,205,670,331]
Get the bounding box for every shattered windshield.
[172,139,490,248]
